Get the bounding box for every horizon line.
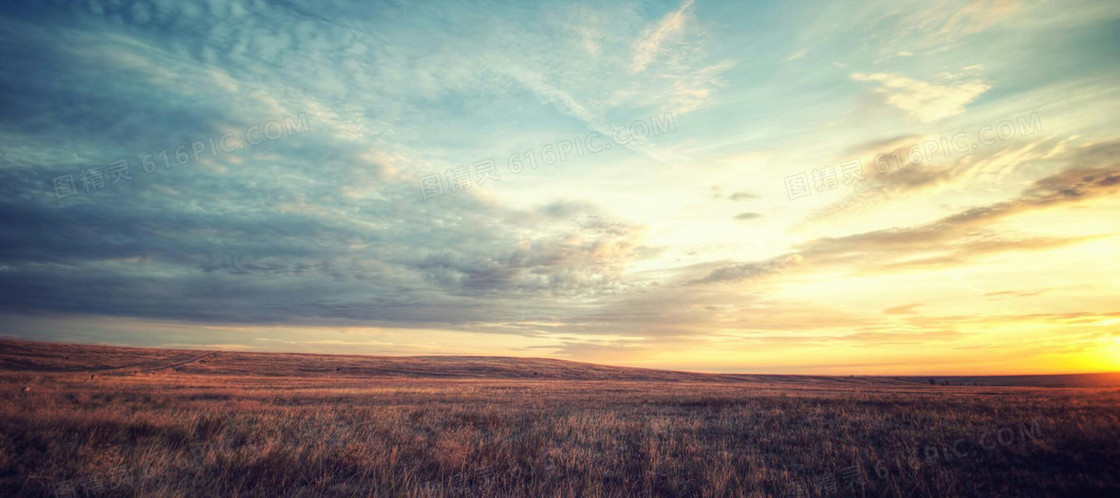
[6,337,1118,379]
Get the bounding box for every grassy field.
[1,340,1118,497]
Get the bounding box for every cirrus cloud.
[851,71,991,122]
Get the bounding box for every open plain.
[2,340,1118,497]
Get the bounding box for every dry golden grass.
[1,340,1118,497]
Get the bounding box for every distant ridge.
[895,373,1120,388]
[2,338,1118,387]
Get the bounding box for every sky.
[1,0,1118,375]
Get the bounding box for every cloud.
[851,71,991,122]
[786,49,807,61]
[630,0,695,73]
[860,0,1031,56]
[835,133,957,195]
[796,141,1120,271]
[688,254,803,285]
[662,61,732,114]
[708,141,1120,286]
[734,212,762,221]
[617,0,729,115]
[416,212,647,297]
[0,1,711,338]
[430,139,1120,344]
[984,290,1048,298]
[884,303,923,315]
[936,0,1024,40]
[810,132,1081,226]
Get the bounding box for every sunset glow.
[2,0,1119,375]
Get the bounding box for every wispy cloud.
[851,71,991,122]
[630,0,695,73]
[688,254,803,285]
[936,0,1024,40]
[796,141,1120,271]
